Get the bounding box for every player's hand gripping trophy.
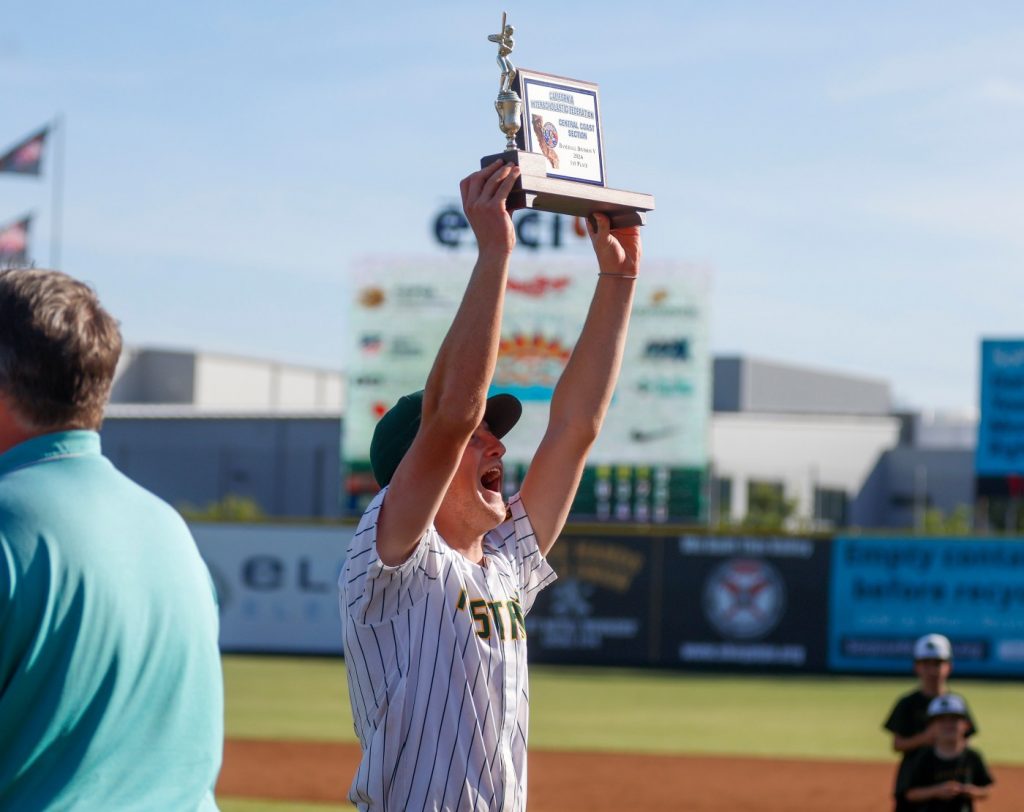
[488,12,522,150]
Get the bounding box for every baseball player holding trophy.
[338,16,647,810]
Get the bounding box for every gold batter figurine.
[488,12,517,95]
[488,11,523,150]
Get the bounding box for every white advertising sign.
[518,71,604,185]
[192,523,353,654]
[346,256,711,471]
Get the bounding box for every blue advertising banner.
[976,339,1024,476]
[829,537,1024,675]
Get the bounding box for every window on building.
[814,487,849,528]
[890,493,933,509]
[711,477,732,524]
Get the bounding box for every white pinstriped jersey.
[339,488,556,812]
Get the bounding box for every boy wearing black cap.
[338,159,641,811]
[884,633,978,812]
[900,693,994,811]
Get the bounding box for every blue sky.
[2,1,1022,412]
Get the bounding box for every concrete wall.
[101,415,342,518]
[711,412,902,528]
[878,447,975,528]
[910,411,977,449]
[110,347,344,412]
[96,409,968,529]
[711,357,743,412]
[714,357,891,416]
[111,349,196,404]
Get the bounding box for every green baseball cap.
[369,390,522,487]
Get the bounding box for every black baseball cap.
[369,390,522,487]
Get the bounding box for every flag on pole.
[0,215,31,265]
[0,128,49,175]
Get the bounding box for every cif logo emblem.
[542,122,559,149]
[702,557,785,640]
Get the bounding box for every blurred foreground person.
[0,269,223,810]
[884,633,978,812]
[900,693,994,811]
[339,160,642,811]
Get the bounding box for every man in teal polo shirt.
[0,269,223,809]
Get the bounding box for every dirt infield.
[219,738,1024,811]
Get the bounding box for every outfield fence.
[191,522,1024,677]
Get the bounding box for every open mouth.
[480,465,503,494]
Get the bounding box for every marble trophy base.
[480,149,654,229]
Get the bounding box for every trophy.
[481,12,654,228]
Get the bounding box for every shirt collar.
[0,430,101,477]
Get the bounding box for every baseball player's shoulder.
[342,486,450,600]
[351,486,449,560]
[965,746,994,781]
[340,490,387,597]
[346,488,390,558]
[355,487,388,533]
[894,688,926,707]
[883,688,919,731]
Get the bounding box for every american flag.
[360,334,383,356]
[0,216,31,265]
[0,128,49,175]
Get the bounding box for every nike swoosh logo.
[630,426,679,442]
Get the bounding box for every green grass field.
[219,654,1024,811]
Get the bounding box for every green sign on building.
[344,256,711,523]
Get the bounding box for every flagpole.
[50,113,65,269]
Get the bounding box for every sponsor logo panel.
[192,523,354,654]
[527,536,655,665]
[662,536,830,671]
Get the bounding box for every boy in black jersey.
[899,693,993,811]
[884,634,978,812]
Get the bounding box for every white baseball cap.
[927,693,968,719]
[914,633,952,661]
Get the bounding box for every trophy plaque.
[482,13,654,228]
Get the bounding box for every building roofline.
[104,404,342,420]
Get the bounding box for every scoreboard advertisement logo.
[344,256,711,521]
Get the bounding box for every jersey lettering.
[459,593,527,641]
[469,598,491,639]
[488,601,506,640]
[508,599,527,639]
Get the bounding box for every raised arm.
[376,160,521,565]
[893,726,937,753]
[520,213,641,553]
